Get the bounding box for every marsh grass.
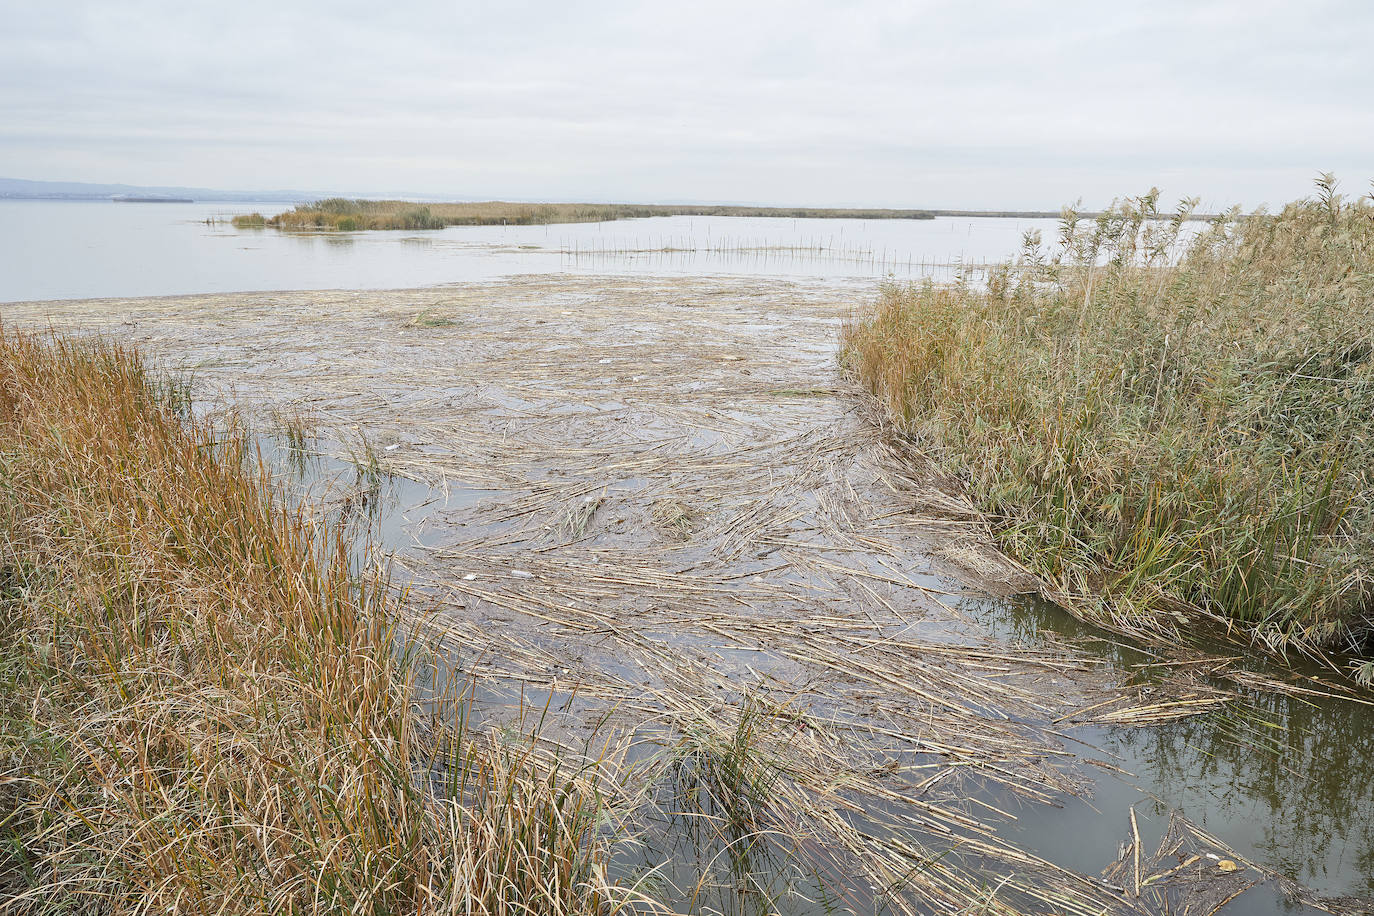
[252,199,938,232]
[340,431,392,516]
[0,328,626,914]
[670,701,781,841]
[655,699,800,915]
[269,405,319,476]
[556,494,604,542]
[651,498,697,542]
[843,179,1374,660]
[406,310,459,329]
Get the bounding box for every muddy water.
[11,278,1373,915]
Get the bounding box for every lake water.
[0,198,1057,302]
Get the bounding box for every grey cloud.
[1,0,1370,208]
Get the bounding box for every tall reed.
[843,179,1374,660]
[0,328,624,914]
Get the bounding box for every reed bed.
[235,199,937,231]
[843,179,1374,664]
[0,328,626,915]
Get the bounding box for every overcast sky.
[2,0,1369,209]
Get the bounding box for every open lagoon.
[0,198,1059,302]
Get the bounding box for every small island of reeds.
[232,198,939,230]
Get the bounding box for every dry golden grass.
[0,328,627,915]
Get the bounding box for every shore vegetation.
[843,177,1374,664]
[0,328,624,914]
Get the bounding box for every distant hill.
[0,177,318,203]
[3,177,1211,220]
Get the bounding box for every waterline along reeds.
[843,179,1374,665]
[232,199,938,231]
[0,329,623,914]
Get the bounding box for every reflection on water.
[1109,693,1374,896]
[1,198,1057,302]
[972,596,1374,904]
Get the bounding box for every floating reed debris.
[558,235,1000,278]
[1098,809,1354,915]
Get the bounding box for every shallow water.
[0,198,1058,301]
[976,597,1374,904]
[271,438,1368,915]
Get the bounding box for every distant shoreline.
[0,193,305,204]
[235,199,1230,232]
[0,192,1221,224]
[234,200,941,231]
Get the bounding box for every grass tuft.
[406,310,458,329]
[651,498,697,542]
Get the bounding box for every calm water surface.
[0,198,1055,302]
[976,598,1374,908]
